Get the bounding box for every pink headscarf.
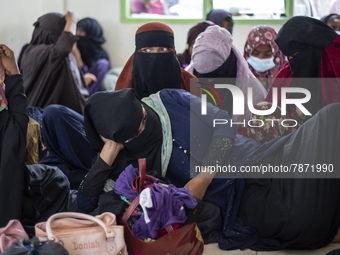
[244,25,287,90]
[0,59,8,112]
[188,25,267,122]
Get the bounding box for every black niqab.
[275,16,338,112]
[132,30,182,98]
[76,18,110,68]
[84,89,163,177]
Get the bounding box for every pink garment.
[189,25,267,121]
[0,220,29,253]
[243,25,287,90]
[0,60,8,112]
[130,0,164,15]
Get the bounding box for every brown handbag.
[120,158,204,255]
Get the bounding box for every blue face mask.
[247,55,275,72]
[336,31,340,35]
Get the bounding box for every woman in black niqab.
[84,88,163,178]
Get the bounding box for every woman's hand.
[64,11,78,35]
[99,135,124,167]
[0,44,19,76]
[84,73,97,86]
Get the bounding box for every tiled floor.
[203,243,340,255]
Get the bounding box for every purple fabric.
[132,184,197,239]
[115,164,141,201]
[83,58,109,95]
[115,164,197,239]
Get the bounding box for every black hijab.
[76,18,110,68]
[275,16,338,112]
[84,89,163,178]
[132,22,182,98]
[275,16,337,77]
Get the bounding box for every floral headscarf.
[0,59,8,112]
[244,25,286,90]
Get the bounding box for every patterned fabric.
[247,101,306,143]
[244,25,287,91]
[0,60,8,112]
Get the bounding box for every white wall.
[0,0,282,68]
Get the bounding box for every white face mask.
[336,31,340,35]
[247,55,275,72]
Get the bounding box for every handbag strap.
[132,158,157,193]
[121,194,140,223]
[46,212,116,240]
[121,159,174,234]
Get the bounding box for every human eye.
[252,50,259,56]
[265,51,273,57]
[141,48,151,53]
[160,47,169,52]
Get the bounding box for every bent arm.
[77,139,124,212]
[52,11,79,60]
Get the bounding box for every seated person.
[0,43,27,228]
[20,11,88,114]
[248,17,339,144]
[72,17,110,95]
[266,16,340,123]
[73,87,340,251]
[321,13,340,32]
[114,21,201,98]
[187,25,267,123]
[243,25,287,91]
[176,21,213,69]
[206,9,234,34]
[0,44,69,235]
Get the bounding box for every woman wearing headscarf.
[76,87,340,251]
[0,44,69,235]
[206,9,234,34]
[176,21,213,69]
[72,17,110,95]
[0,44,27,227]
[321,13,340,32]
[265,16,340,120]
[20,11,88,114]
[114,21,201,98]
[244,25,287,91]
[188,25,267,125]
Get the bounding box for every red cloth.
[266,36,340,108]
